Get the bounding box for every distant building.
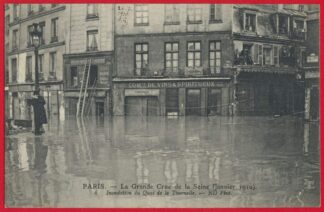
[304,5,319,121]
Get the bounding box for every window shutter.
[254,44,259,64]
[270,14,277,34]
[273,46,279,66]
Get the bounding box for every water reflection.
[5,116,320,207]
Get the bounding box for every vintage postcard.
[3,2,320,208]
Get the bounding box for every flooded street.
[5,116,320,208]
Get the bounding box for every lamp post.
[30,23,41,91]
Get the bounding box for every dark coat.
[30,95,48,127]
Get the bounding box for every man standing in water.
[28,90,48,135]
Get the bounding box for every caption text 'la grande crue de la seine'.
[82,183,256,197]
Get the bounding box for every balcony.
[291,29,306,40]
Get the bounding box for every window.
[27,25,33,47]
[27,4,34,15]
[135,43,148,76]
[187,41,201,67]
[12,29,18,50]
[210,5,222,22]
[71,67,78,87]
[11,58,17,82]
[187,5,202,23]
[135,4,149,25]
[209,41,221,74]
[51,18,58,42]
[51,4,58,8]
[5,15,9,35]
[165,42,179,72]
[278,15,289,35]
[38,54,44,76]
[13,4,19,21]
[263,46,272,65]
[49,52,56,77]
[87,30,98,51]
[26,56,33,82]
[39,22,45,45]
[245,13,256,32]
[87,4,98,18]
[165,4,180,24]
[253,43,262,65]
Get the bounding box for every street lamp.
[30,23,42,91]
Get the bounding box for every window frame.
[244,12,257,32]
[164,4,180,25]
[11,58,18,82]
[187,5,203,24]
[49,52,57,76]
[12,29,18,50]
[187,41,202,68]
[25,55,33,82]
[165,42,179,72]
[87,4,99,19]
[209,4,223,23]
[134,43,149,76]
[86,30,99,51]
[134,4,149,26]
[209,41,222,74]
[51,18,59,43]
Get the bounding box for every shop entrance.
[186,89,201,115]
[207,88,221,115]
[96,100,105,116]
[125,96,159,116]
[166,89,179,116]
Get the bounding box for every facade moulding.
[7,41,65,56]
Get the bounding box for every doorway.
[186,89,201,115]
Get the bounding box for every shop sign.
[126,81,220,89]
[125,89,160,96]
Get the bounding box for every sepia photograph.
[4,3,320,208]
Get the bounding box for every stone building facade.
[6,4,67,120]
[113,4,234,116]
[63,4,114,117]
[232,4,307,115]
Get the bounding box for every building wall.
[69,4,114,53]
[7,4,68,119]
[115,4,232,35]
[115,33,233,77]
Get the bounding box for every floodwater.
[5,115,320,208]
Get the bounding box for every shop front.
[63,51,113,116]
[113,78,232,116]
